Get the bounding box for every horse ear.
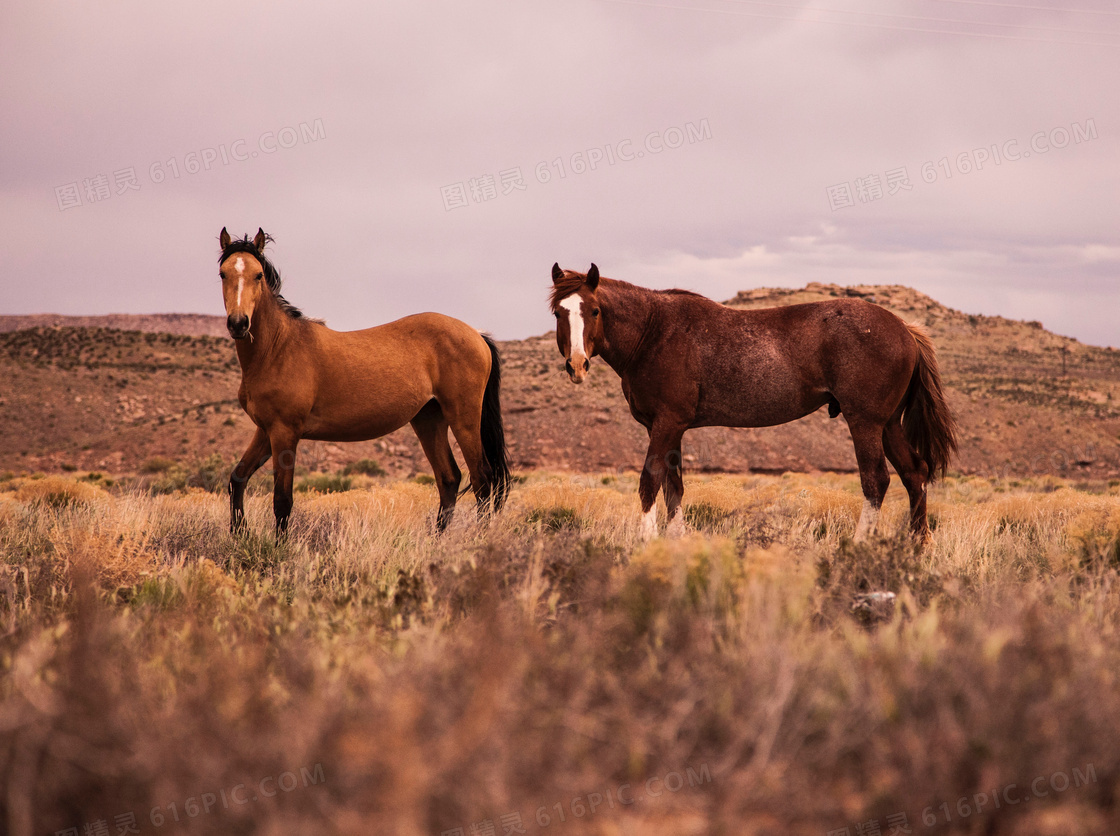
[219,227,231,250]
[586,263,600,291]
[253,228,268,251]
[552,263,563,284]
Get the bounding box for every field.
[2,469,1119,835]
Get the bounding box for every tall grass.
[0,472,1118,834]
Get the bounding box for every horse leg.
[848,418,891,541]
[664,438,688,538]
[447,414,492,519]
[882,415,931,541]
[638,423,686,541]
[229,425,271,533]
[268,425,300,539]
[410,400,462,532]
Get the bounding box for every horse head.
[218,227,272,340]
[550,262,603,384]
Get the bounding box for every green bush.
[150,454,228,494]
[141,457,177,474]
[523,506,581,532]
[296,474,353,494]
[342,458,386,477]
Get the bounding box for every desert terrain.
[1,283,1117,482]
[1,286,1119,835]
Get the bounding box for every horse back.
[263,313,491,441]
[647,295,918,428]
[311,312,491,393]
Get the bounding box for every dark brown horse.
[218,228,510,536]
[550,263,958,541]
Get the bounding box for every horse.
[217,227,510,536]
[549,263,958,542]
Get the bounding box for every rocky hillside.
[0,313,228,337]
[1,284,1118,480]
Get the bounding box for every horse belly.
[694,370,826,429]
[302,390,429,442]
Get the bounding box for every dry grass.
[1,471,1119,835]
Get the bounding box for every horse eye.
[255,273,264,281]
[591,309,600,317]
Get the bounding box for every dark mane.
[550,269,704,310]
[218,234,304,319]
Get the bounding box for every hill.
[1,284,1118,479]
[0,313,228,337]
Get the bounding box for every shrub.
[523,505,581,532]
[684,500,733,531]
[296,474,353,494]
[149,454,228,494]
[16,476,103,509]
[342,458,387,477]
[141,456,177,474]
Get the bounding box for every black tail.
[478,334,511,512]
[903,324,959,481]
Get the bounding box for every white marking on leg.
[559,295,585,359]
[666,507,686,538]
[640,504,658,541]
[854,499,880,541]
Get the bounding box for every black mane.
[218,235,303,319]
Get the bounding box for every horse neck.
[595,279,658,376]
[235,290,295,372]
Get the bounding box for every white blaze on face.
[235,256,245,307]
[559,295,585,360]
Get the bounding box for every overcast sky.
[1,1,1117,345]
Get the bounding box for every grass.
[1,471,1119,834]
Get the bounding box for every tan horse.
[550,264,958,542]
[219,228,510,535]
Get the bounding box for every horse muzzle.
[565,357,590,384]
[227,314,251,340]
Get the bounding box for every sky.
[1,0,1117,345]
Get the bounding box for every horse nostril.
[565,359,573,374]
[583,359,590,371]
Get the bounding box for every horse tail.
[479,334,512,512]
[902,324,959,481]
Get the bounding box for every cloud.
[1,0,1117,346]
